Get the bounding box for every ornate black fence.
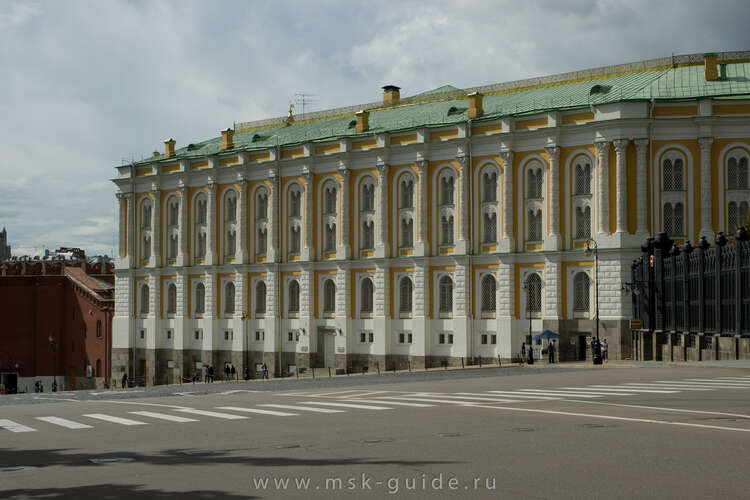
[631,228,750,336]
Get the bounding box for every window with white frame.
[438,171,456,247]
[525,273,542,315]
[325,223,336,252]
[438,333,454,344]
[575,206,592,240]
[194,329,203,340]
[323,279,336,313]
[255,281,266,315]
[573,272,591,314]
[438,275,453,315]
[727,152,750,233]
[224,191,238,259]
[167,197,179,262]
[482,171,497,202]
[254,330,265,342]
[361,183,375,212]
[226,229,236,257]
[525,161,545,244]
[400,178,414,208]
[360,180,376,252]
[324,185,337,214]
[362,221,374,250]
[398,332,413,344]
[483,212,497,243]
[194,194,207,261]
[360,278,374,314]
[224,281,235,315]
[360,331,374,344]
[224,329,233,341]
[288,280,300,314]
[166,283,177,315]
[527,209,542,242]
[399,276,413,314]
[573,157,593,241]
[168,234,178,260]
[287,186,302,256]
[401,218,414,248]
[289,226,301,254]
[661,152,687,238]
[398,174,416,249]
[440,215,454,246]
[194,282,205,314]
[257,228,267,256]
[440,176,454,205]
[663,202,685,237]
[140,283,150,314]
[481,274,496,313]
[166,328,173,340]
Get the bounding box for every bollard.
[461,358,464,369]
[408,360,411,372]
[479,357,482,368]
[328,367,332,378]
[498,355,501,367]
[312,367,315,379]
[296,369,299,380]
[377,362,380,375]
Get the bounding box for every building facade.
[0,258,114,393]
[112,51,750,383]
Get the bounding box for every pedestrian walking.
[224,364,230,381]
[548,341,555,364]
[243,367,250,381]
[39,381,44,393]
[121,373,128,389]
[204,365,210,383]
[262,363,268,379]
[602,339,609,362]
[34,381,39,393]
[520,342,526,365]
[527,345,534,365]
[231,364,236,380]
[209,365,215,383]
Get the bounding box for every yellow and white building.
[112,51,750,382]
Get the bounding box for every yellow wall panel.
[390,133,418,146]
[515,117,548,131]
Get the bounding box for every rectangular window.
[491,334,497,345]
[448,334,454,344]
[194,329,202,340]
[224,330,233,341]
[399,333,405,344]
[139,329,145,339]
[408,333,413,344]
[288,331,294,342]
[360,332,367,343]
[481,334,487,345]
[255,331,264,341]
[368,332,374,343]
[439,334,445,344]
[166,329,173,340]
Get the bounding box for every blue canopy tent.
[533,330,560,341]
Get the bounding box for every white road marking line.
[0,419,37,433]
[586,386,679,394]
[217,390,260,395]
[83,414,148,426]
[415,394,530,403]
[552,388,638,395]
[98,401,190,409]
[176,409,247,420]
[259,404,345,413]
[379,395,518,404]
[307,390,367,397]
[470,405,750,433]
[129,411,199,423]
[342,399,434,407]
[333,391,386,399]
[298,401,393,410]
[216,407,299,416]
[36,417,92,429]
[715,377,750,381]
[681,379,750,386]
[619,383,713,391]
[486,391,561,400]
[655,381,750,388]
[512,390,602,398]
[558,399,750,419]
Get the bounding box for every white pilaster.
[150,187,161,267]
[268,167,280,262]
[303,170,314,261]
[177,184,187,266]
[635,139,649,236]
[237,179,248,264]
[613,139,629,234]
[456,154,469,254]
[699,137,714,239]
[375,162,389,258]
[337,166,350,260]
[544,145,561,250]
[415,160,429,256]
[596,141,610,235]
[544,257,561,318]
[206,181,217,266]
[117,193,127,262]
[500,150,514,252]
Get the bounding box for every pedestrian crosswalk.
[2,375,750,435]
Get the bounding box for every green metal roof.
[134,60,750,166]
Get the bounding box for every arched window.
[400,179,414,208]
[440,176,454,205]
[401,219,414,248]
[482,172,497,202]
[575,162,592,195]
[225,194,237,223]
[195,282,205,314]
[167,283,177,314]
[288,280,300,313]
[399,277,413,313]
[362,184,375,212]
[483,212,497,243]
[323,279,336,313]
[96,320,102,338]
[289,189,301,217]
[439,276,453,313]
[575,206,591,240]
[141,202,152,228]
[257,191,268,219]
[224,282,235,314]
[440,216,454,245]
[360,278,374,313]
[325,223,337,252]
[196,198,207,224]
[324,186,337,214]
[140,284,150,314]
[481,275,496,312]
[362,221,374,250]
[725,153,749,234]
[168,199,179,227]
[527,168,543,199]
[528,209,542,242]
[255,281,266,314]
[573,272,591,312]
[663,158,684,191]
[526,274,542,313]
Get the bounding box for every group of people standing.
[519,340,556,365]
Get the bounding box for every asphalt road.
[1,364,749,499]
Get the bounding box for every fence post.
[670,245,680,332]
[312,367,315,379]
[698,237,709,333]
[716,232,727,333]
[654,232,672,333]
[683,242,692,333]
[735,227,747,335]
[408,360,411,372]
[328,367,332,378]
[376,362,380,375]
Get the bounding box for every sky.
[0,0,748,257]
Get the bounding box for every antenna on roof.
[294,92,320,116]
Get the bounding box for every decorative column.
[116,193,127,261]
[457,154,470,254]
[545,145,561,249]
[268,167,280,263]
[303,169,314,261]
[206,180,217,265]
[500,150,514,250]
[613,139,629,234]
[237,178,248,264]
[338,166,351,259]
[127,192,135,268]
[596,141,610,235]
[177,182,187,266]
[416,160,429,256]
[635,139,649,236]
[150,186,161,267]
[376,161,389,258]
[699,137,714,238]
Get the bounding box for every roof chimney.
[467,92,483,119]
[382,85,400,106]
[220,128,235,150]
[164,138,176,158]
[704,53,719,81]
[355,110,369,133]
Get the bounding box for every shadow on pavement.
[0,484,254,499]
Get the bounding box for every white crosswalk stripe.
[176,409,247,420]
[36,417,92,429]
[414,394,528,403]
[682,379,750,386]
[342,399,434,407]
[656,381,750,388]
[129,411,198,423]
[619,383,713,391]
[298,401,393,410]
[0,419,37,433]
[83,414,148,426]
[259,403,345,413]
[512,390,603,398]
[486,391,561,400]
[586,386,679,394]
[559,387,646,394]
[333,391,387,399]
[216,406,299,416]
[378,395,518,404]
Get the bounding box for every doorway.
[1,373,18,394]
[324,333,335,368]
[577,335,587,361]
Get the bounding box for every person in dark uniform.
[527,345,534,365]
[548,341,555,363]
[121,373,128,389]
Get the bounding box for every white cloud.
[0,0,747,257]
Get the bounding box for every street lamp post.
[585,239,603,365]
[522,277,534,364]
[48,335,57,391]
